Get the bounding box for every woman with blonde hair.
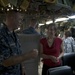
[40,23,64,75]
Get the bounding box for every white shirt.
[63,37,75,53]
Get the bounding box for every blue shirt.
[22,27,39,34]
[0,23,22,75]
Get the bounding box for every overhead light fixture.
[46,21,53,25]
[39,15,75,26]
[8,3,11,7]
[68,15,75,19]
[11,6,14,10]
[46,18,69,25]
[1,8,4,10]
[7,8,9,11]
[39,23,44,26]
[55,18,69,22]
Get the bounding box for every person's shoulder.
[22,28,29,31]
[40,37,46,41]
[69,37,75,41]
[22,28,31,34]
[70,37,74,39]
[56,37,62,40]
[55,37,63,42]
[22,27,39,34]
[40,37,46,44]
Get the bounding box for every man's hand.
[30,49,38,58]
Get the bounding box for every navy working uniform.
[0,23,22,75]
